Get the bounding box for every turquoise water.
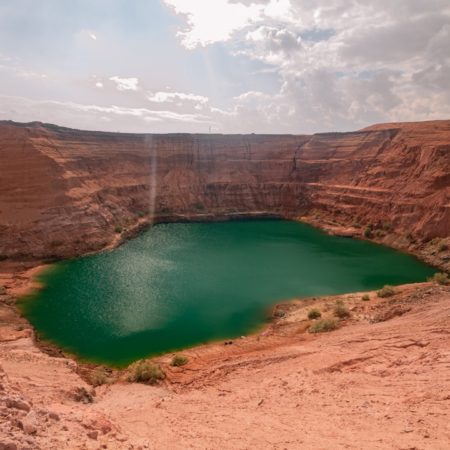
[19,220,435,366]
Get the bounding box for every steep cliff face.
[0,120,449,260]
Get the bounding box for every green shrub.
[309,319,338,333]
[171,355,188,367]
[438,244,449,252]
[361,294,370,301]
[428,272,449,286]
[194,201,205,210]
[374,229,386,238]
[0,285,6,295]
[114,225,123,234]
[377,285,395,298]
[363,226,373,238]
[307,309,322,320]
[128,361,165,384]
[137,211,145,218]
[333,302,350,319]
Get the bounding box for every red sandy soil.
[1,282,449,449]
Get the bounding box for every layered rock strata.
[0,119,449,261]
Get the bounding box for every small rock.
[87,430,98,440]
[71,387,94,404]
[115,434,128,442]
[5,398,31,412]
[21,412,38,435]
[0,441,18,450]
[48,411,60,421]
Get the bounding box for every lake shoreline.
[0,216,449,450]
[1,215,445,369]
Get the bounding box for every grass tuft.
[88,369,109,387]
[377,285,396,298]
[128,361,165,384]
[333,301,351,319]
[307,309,322,320]
[309,318,338,333]
[428,272,449,286]
[171,355,189,367]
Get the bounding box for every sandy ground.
[1,280,449,449]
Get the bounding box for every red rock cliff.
[0,120,449,260]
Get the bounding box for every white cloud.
[162,0,296,48]
[109,76,139,91]
[164,0,450,132]
[233,90,271,103]
[147,91,209,104]
[162,0,261,48]
[0,95,215,133]
[2,1,450,134]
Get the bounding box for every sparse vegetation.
[128,361,165,384]
[88,369,109,387]
[377,285,396,298]
[194,201,205,210]
[374,229,386,238]
[0,285,6,295]
[361,294,370,301]
[406,232,415,243]
[171,355,188,367]
[382,222,392,232]
[114,225,123,234]
[438,243,449,252]
[428,272,449,286]
[309,318,338,333]
[273,309,286,318]
[307,309,322,320]
[333,301,351,319]
[136,210,146,218]
[363,225,373,238]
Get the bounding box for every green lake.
[19,220,435,366]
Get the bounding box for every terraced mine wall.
[0,120,449,260]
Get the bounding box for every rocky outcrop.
[0,119,449,260]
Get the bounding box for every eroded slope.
[0,120,449,261]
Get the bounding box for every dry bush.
[309,319,338,333]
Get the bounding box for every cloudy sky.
[0,0,449,133]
